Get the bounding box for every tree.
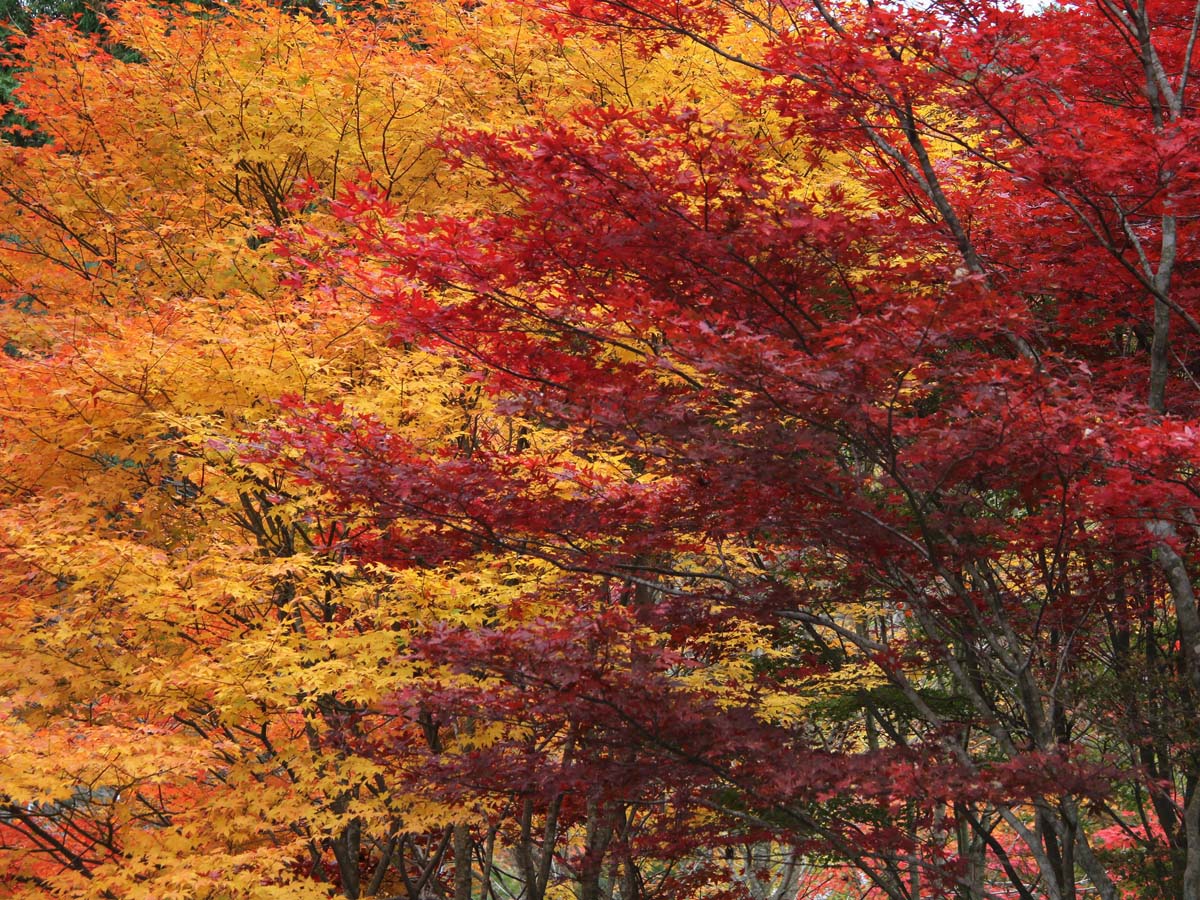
[0,1,787,896]
[274,0,1200,897]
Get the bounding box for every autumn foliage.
[1,0,1199,898]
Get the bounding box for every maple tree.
[4,0,1200,896]
[0,2,468,891]
[0,1,800,897]
[271,0,1200,899]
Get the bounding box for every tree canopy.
[1,0,1198,898]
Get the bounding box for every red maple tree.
[270,0,1200,897]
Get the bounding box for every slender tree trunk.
[579,799,615,900]
[454,824,472,900]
